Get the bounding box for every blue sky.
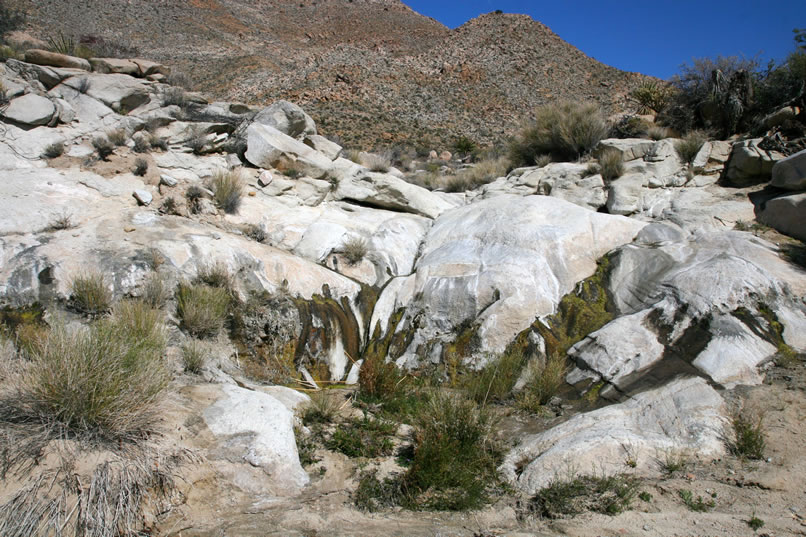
[402,1,805,80]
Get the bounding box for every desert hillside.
[8,0,647,148]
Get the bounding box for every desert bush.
[185,185,205,214]
[242,223,267,243]
[630,80,674,114]
[133,135,151,153]
[656,449,690,475]
[70,272,113,316]
[325,415,396,458]
[92,135,114,160]
[0,44,23,62]
[675,130,708,165]
[728,407,766,459]
[463,349,526,404]
[47,209,74,231]
[647,125,670,140]
[162,86,187,107]
[509,101,608,165]
[453,136,477,158]
[176,283,230,338]
[358,354,403,403]
[361,152,392,172]
[209,169,244,214]
[149,133,169,151]
[0,1,25,37]
[142,272,171,309]
[132,157,148,176]
[6,302,167,441]
[181,338,207,374]
[106,128,128,147]
[609,115,650,139]
[531,472,639,517]
[402,392,500,510]
[42,142,65,159]
[340,236,369,265]
[166,71,193,90]
[186,128,208,155]
[516,353,567,410]
[160,196,178,215]
[678,489,715,512]
[597,149,625,182]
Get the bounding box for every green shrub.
[340,236,368,265]
[509,101,608,165]
[42,142,65,159]
[597,149,625,182]
[747,514,765,531]
[453,136,477,157]
[675,130,708,165]
[630,80,674,114]
[181,338,207,374]
[92,136,114,160]
[463,349,526,404]
[354,471,405,512]
[325,415,396,458]
[358,354,402,402]
[9,302,167,441]
[106,128,128,147]
[678,489,715,512]
[729,407,766,459]
[133,157,148,177]
[209,169,244,214]
[656,449,690,475]
[176,283,230,338]
[402,392,500,510]
[70,272,113,316]
[0,44,23,62]
[532,473,639,517]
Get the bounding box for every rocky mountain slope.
[2,48,806,536]
[8,0,648,149]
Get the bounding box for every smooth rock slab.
[758,192,806,241]
[501,377,727,493]
[24,49,90,71]
[2,93,56,126]
[770,149,806,191]
[133,189,152,206]
[203,384,309,495]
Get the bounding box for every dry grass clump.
[132,135,151,153]
[186,127,208,155]
[445,156,509,192]
[92,136,114,160]
[517,353,568,411]
[47,210,74,231]
[340,236,369,265]
[42,142,65,159]
[181,338,208,374]
[510,101,608,165]
[132,157,148,177]
[1,301,167,442]
[69,272,113,316]
[176,283,230,338]
[106,128,128,147]
[209,169,244,214]
[162,86,187,107]
[597,149,625,182]
[675,130,708,165]
[149,133,169,151]
[361,152,392,173]
[647,125,670,140]
[142,272,171,309]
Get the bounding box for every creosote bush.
[5,301,168,441]
[341,236,369,265]
[176,283,230,338]
[509,101,608,165]
[70,272,113,316]
[210,169,244,214]
[675,130,708,165]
